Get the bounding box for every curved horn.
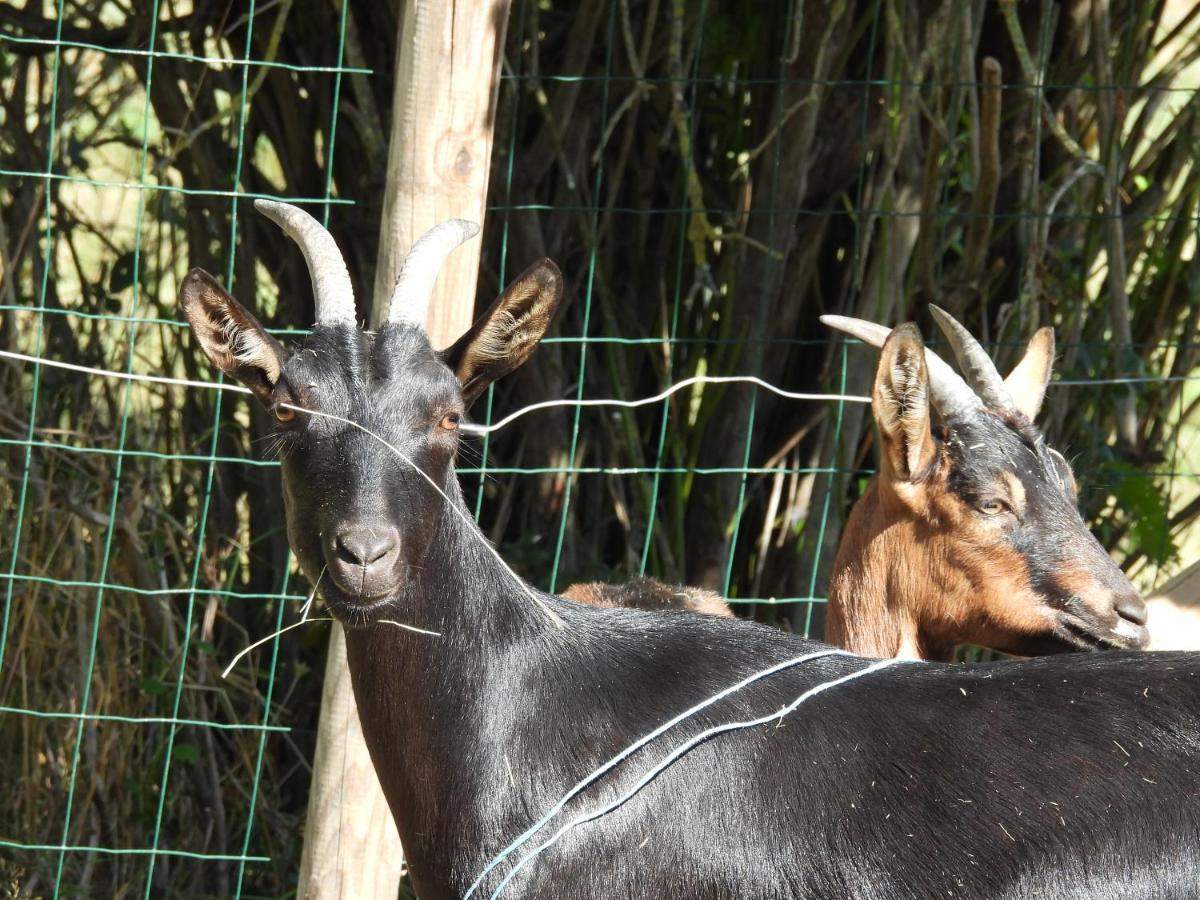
[387,219,481,327]
[821,314,983,422]
[254,199,357,326]
[927,305,1015,412]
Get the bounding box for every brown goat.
[560,577,732,617]
[822,312,1149,661]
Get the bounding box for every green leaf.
[139,676,168,696]
[1105,462,1177,565]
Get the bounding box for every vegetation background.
[1,0,1197,896]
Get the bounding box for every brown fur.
[179,270,287,401]
[827,463,1057,661]
[561,577,733,617]
[826,324,1146,662]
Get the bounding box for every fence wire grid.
[2,1,1198,897]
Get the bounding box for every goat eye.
[977,498,1006,516]
[439,412,461,431]
[274,405,296,424]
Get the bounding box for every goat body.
[349,496,1200,899]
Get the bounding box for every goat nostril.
[335,528,399,567]
[1114,594,1147,627]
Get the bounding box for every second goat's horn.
[821,314,984,422]
[927,305,1015,413]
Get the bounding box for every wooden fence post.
[298,2,511,896]
[371,0,511,328]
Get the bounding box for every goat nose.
[1114,593,1147,627]
[335,527,399,568]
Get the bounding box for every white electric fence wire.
[463,647,854,898]
[220,562,441,676]
[458,374,870,436]
[3,349,1181,449]
[221,617,334,679]
[0,349,255,395]
[298,566,325,622]
[0,351,871,441]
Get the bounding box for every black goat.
[181,201,1200,899]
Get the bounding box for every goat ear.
[1004,326,1054,421]
[873,323,937,482]
[179,268,287,404]
[440,259,562,404]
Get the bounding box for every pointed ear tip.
[180,268,218,303]
[888,322,924,343]
[881,323,926,364]
[530,258,563,292]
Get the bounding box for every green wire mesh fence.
[2,1,1198,896]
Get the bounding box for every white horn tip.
[821,315,890,348]
[253,198,293,218]
[820,314,858,331]
[927,304,953,327]
[454,219,481,239]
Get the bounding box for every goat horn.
[820,314,984,422]
[387,220,481,328]
[255,200,357,326]
[927,305,1015,412]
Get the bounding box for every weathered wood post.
[297,2,511,897]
